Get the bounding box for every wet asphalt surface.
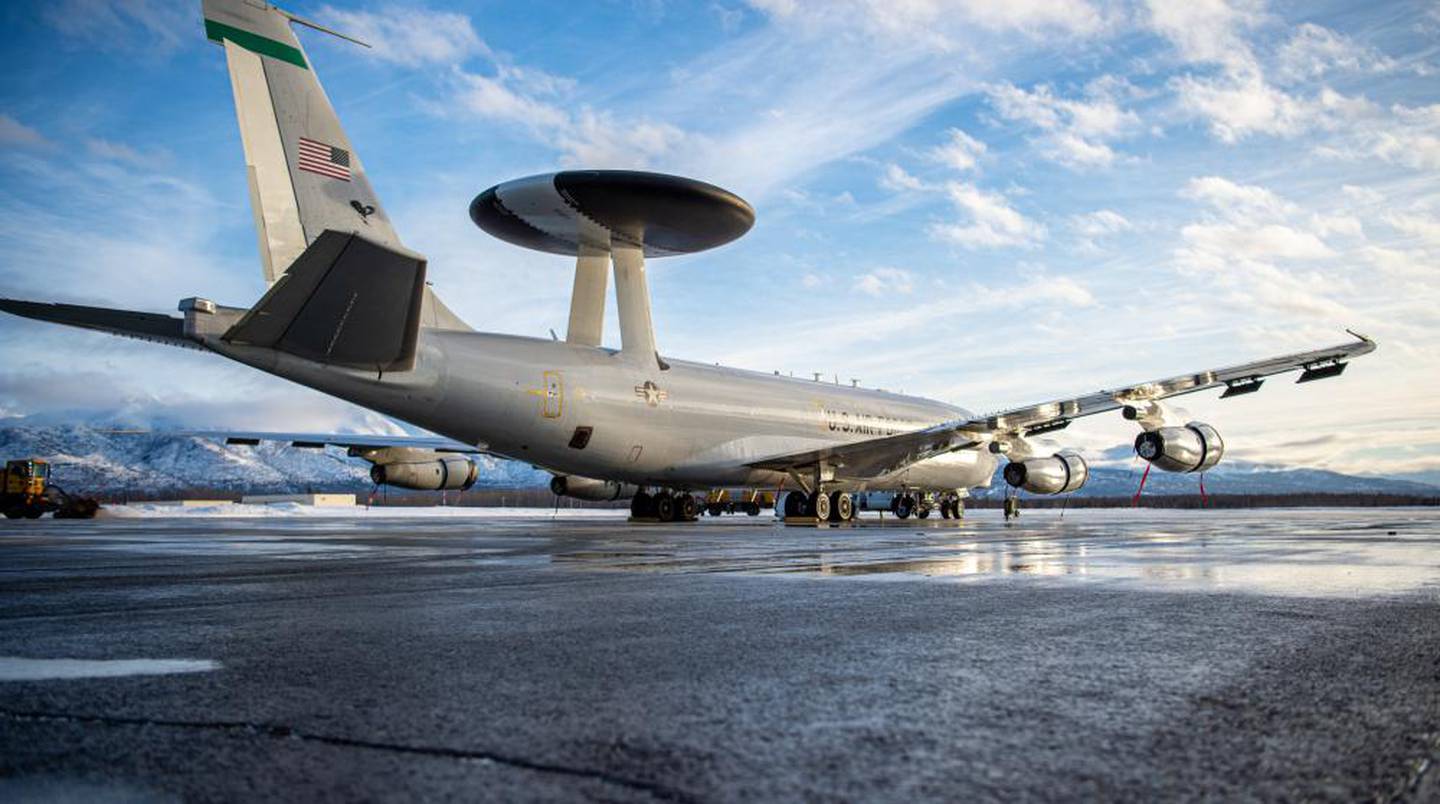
[0,507,1437,802]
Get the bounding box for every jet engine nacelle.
[1134,422,1224,473]
[370,456,478,491]
[550,475,638,502]
[1003,453,1088,495]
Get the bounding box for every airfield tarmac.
[0,507,1436,802]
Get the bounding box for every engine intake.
[1134,422,1224,473]
[550,475,638,502]
[1003,453,1088,495]
[370,456,478,490]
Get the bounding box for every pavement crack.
[0,707,692,802]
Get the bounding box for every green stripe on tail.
[204,19,307,69]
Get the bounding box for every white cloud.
[318,5,487,67]
[1362,246,1434,279]
[1170,74,1370,143]
[557,109,690,168]
[443,68,690,168]
[1147,3,1381,146]
[446,67,570,132]
[1180,223,1335,261]
[1385,212,1440,248]
[1341,185,1384,205]
[1277,23,1397,82]
[0,114,47,148]
[1308,213,1363,239]
[986,80,1138,168]
[86,138,168,168]
[1071,209,1132,237]
[743,0,1106,47]
[42,0,193,55]
[1182,176,1297,220]
[929,182,1046,249]
[879,163,927,192]
[1143,0,1263,74]
[855,266,915,296]
[949,0,1105,36]
[1328,102,1440,171]
[930,128,986,172]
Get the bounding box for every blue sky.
[1,0,1437,480]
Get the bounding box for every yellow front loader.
[2,459,99,520]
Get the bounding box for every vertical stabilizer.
[204,0,402,282]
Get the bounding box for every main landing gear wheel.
[892,494,915,520]
[631,491,654,519]
[678,494,699,522]
[810,492,831,522]
[654,494,677,522]
[830,492,853,522]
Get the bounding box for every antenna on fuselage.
[468,171,754,370]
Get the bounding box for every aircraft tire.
[655,494,677,522]
[746,503,760,516]
[894,495,914,519]
[831,492,853,522]
[679,494,699,521]
[810,492,830,521]
[631,491,653,519]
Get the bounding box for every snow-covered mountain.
[0,425,1432,499]
[0,425,549,496]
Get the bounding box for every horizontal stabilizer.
[110,429,486,454]
[223,230,427,372]
[0,299,201,351]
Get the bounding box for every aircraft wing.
[748,332,1376,479]
[114,430,487,454]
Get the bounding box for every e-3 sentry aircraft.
[0,0,1376,522]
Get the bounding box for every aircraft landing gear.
[781,490,854,523]
[890,493,916,520]
[810,491,831,521]
[939,495,964,519]
[631,490,700,522]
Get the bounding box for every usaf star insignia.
[634,380,669,407]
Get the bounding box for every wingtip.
[1345,328,1375,345]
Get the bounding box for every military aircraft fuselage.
[208,328,997,492]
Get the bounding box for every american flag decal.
[297,136,351,181]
